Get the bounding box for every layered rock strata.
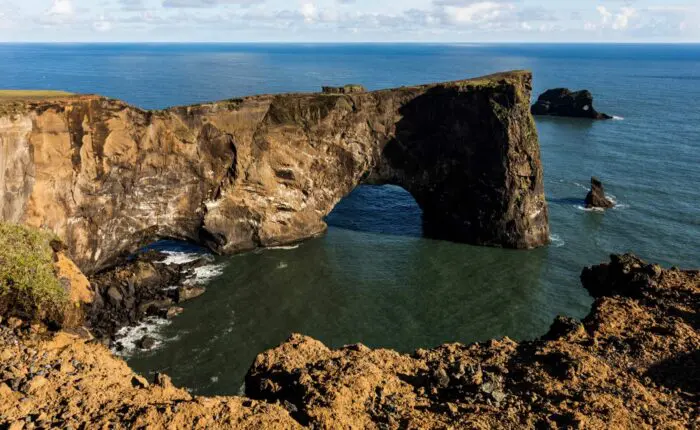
[0,71,548,273]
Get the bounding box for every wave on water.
[549,234,566,248]
[612,115,624,121]
[113,317,173,356]
[160,251,202,265]
[187,263,226,285]
[269,244,300,251]
[277,261,288,270]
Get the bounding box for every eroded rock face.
[0,71,549,273]
[531,88,612,120]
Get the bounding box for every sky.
[0,0,698,42]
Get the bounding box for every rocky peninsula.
[0,71,548,274]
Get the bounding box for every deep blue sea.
[2,43,698,395]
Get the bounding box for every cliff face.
[0,71,548,273]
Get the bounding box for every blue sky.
[0,0,698,42]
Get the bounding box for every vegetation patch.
[0,222,67,323]
[0,90,74,100]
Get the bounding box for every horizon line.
[1,41,699,45]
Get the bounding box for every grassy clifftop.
[0,223,67,323]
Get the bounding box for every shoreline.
[1,254,697,428]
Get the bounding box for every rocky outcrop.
[87,250,212,344]
[1,254,696,428]
[0,71,548,273]
[585,177,615,209]
[245,254,698,428]
[531,88,612,119]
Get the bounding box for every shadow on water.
[548,197,585,206]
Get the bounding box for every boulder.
[584,177,615,209]
[176,286,206,303]
[136,336,156,350]
[531,88,612,119]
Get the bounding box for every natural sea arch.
[0,71,549,273]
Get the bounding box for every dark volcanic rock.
[531,88,612,119]
[0,71,549,274]
[136,336,156,350]
[86,250,204,343]
[584,177,615,209]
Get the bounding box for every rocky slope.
[0,71,548,273]
[1,254,697,429]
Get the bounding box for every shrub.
[0,222,67,322]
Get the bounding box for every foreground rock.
[246,254,697,428]
[0,71,549,273]
[532,88,612,119]
[0,328,300,429]
[585,177,615,209]
[2,254,696,429]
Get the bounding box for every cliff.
[0,255,696,428]
[0,71,548,273]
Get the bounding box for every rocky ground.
[0,254,698,429]
[87,249,211,348]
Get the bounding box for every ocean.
[1,43,698,395]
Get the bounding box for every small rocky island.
[585,177,615,209]
[532,88,612,119]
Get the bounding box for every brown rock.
[176,286,206,303]
[585,177,615,209]
[0,71,548,274]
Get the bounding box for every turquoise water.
[2,44,698,395]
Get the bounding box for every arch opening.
[325,184,423,238]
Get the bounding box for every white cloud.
[442,2,512,25]
[301,3,317,23]
[94,16,112,32]
[46,0,74,16]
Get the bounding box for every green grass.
[0,90,74,100]
[0,222,66,322]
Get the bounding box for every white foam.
[113,317,172,356]
[277,261,288,270]
[160,251,202,265]
[612,115,624,120]
[268,244,300,251]
[576,205,606,212]
[210,376,219,383]
[549,234,566,248]
[186,263,226,285]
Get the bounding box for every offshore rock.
[0,71,548,273]
[585,177,615,209]
[531,88,612,119]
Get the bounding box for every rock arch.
[0,71,548,273]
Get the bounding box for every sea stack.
[531,88,612,119]
[585,177,615,209]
